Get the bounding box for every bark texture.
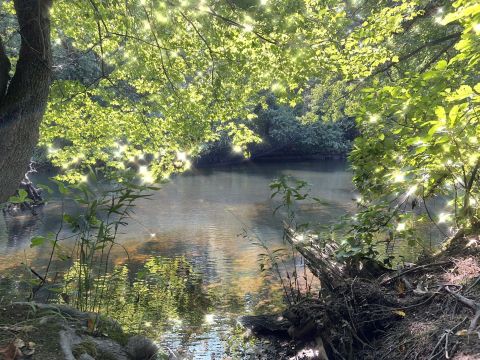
[0,0,52,203]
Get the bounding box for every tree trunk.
[0,0,52,203]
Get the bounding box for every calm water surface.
[0,160,355,358]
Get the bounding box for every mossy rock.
[97,348,120,360]
[95,315,128,346]
[72,339,98,359]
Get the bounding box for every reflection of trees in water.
[0,201,69,254]
[0,208,45,251]
[58,255,274,352]
[62,256,215,339]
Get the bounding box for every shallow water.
[0,160,356,357]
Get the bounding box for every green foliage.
[59,179,155,311]
[270,175,309,218]
[248,176,324,304]
[26,170,157,307]
[3,0,477,265]
[8,189,31,204]
[351,0,480,239]
[1,0,428,183]
[19,173,215,339]
[197,97,353,164]
[253,99,353,155]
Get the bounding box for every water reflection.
[0,202,68,255]
[0,160,355,358]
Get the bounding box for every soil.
[366,237,480,360]
[0,303,67,360]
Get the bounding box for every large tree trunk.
[0,0,52,203]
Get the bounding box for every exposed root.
[380,261,452,286]
[263,229,480,359]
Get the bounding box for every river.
[0,160,356,358]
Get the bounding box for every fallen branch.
[380,261,451,286]
[444,286,480,333]
[427,317,467,360]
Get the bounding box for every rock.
[92,338,130,360]
[287,318,316,340]
[125,335,159,360]
[237,314,291,337]
[78,354,96,360]
[9,302,160,360]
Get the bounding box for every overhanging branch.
[369,32,461,78]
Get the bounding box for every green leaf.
[30,236,46,247]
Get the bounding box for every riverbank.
[194,153,347,169]
[240,233,480,359]
[0,302,163,360]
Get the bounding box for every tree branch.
[369,32,461,78]
[206,8,278,45]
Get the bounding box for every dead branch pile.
[282,227,480,359]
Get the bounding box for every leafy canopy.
[350,0,480,242]
[2,0,423,182]
[5,0,479,252]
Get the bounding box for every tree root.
[279,225,480,359]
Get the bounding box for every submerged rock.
[237,314,291,337]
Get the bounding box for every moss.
[97,348,120,360]
[96,315,128,346]
[72,339,98,359]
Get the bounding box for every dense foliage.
[197,97,355,164]
[348,0,480,251]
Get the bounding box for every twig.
[465,276,480,294]
[444,286,480,333]
[29,268,46,283]
[380,261,451,286]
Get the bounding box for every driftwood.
[3,163,44,215]
[283,222,345,291]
